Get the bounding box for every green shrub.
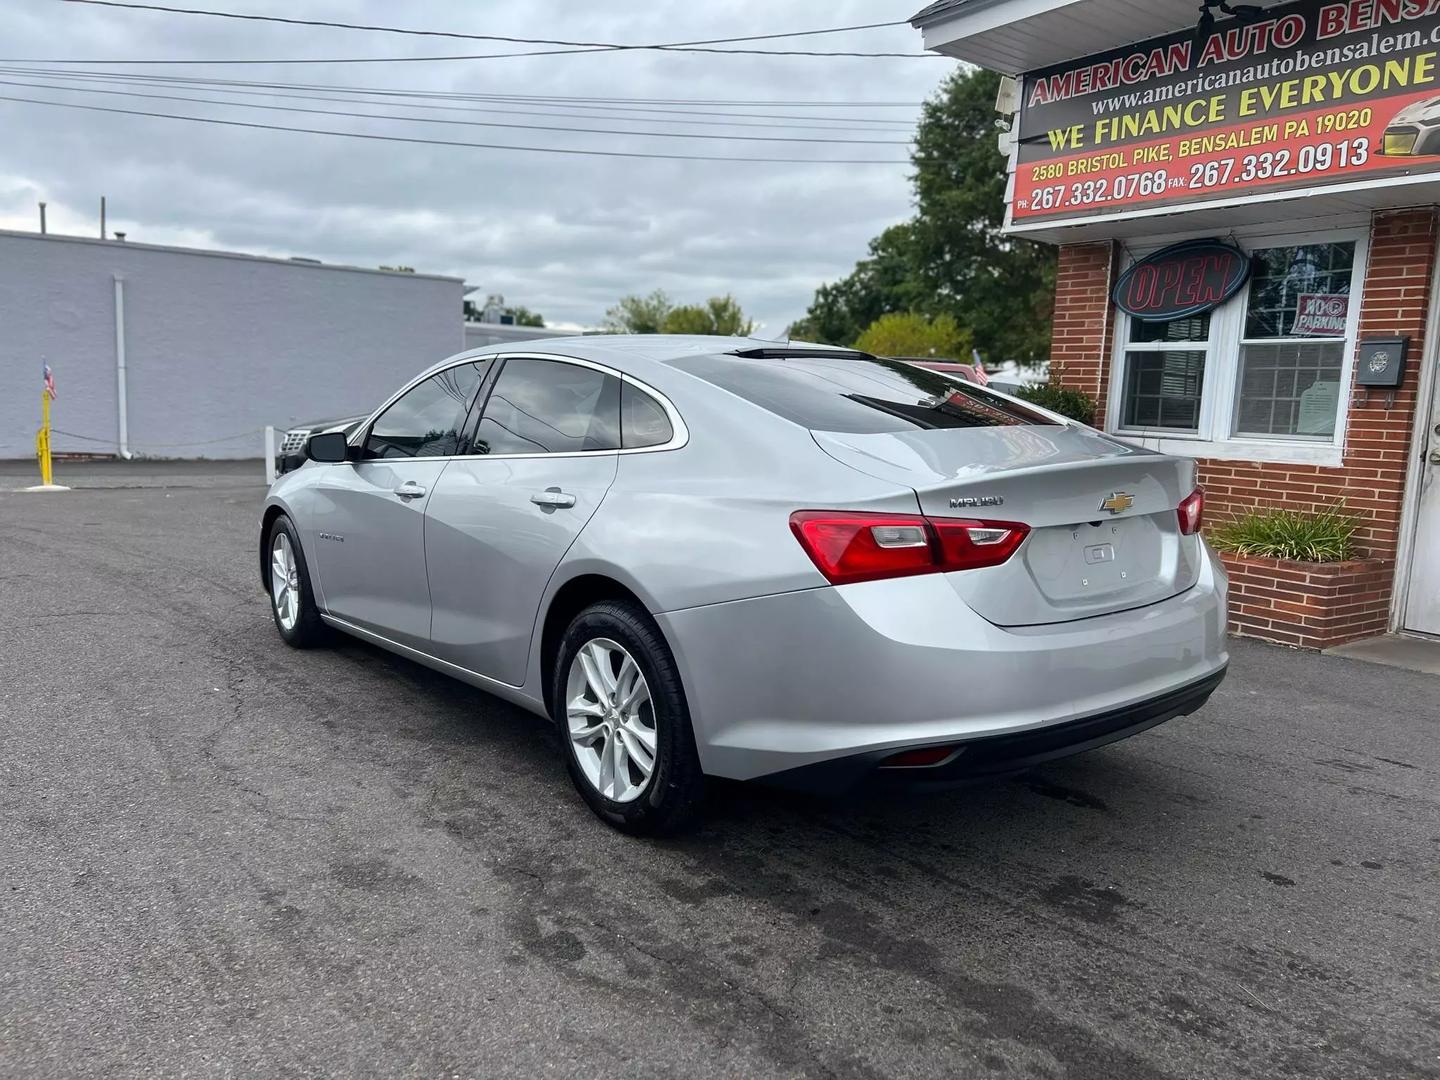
[1015,382,1096,426]
[1208,504,1361,563]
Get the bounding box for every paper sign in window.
[1296,381,1341,436]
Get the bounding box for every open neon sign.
[1112,239,1252,322]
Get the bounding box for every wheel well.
[540,574,648,713]
[259,505,286,590]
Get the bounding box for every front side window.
[365,361,488,459]
[1233,242,1355,439]
[473,358,621,455]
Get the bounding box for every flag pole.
[38,389,53,486]
[23,363,68,493]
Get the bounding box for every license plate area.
[1023,517,1161,603]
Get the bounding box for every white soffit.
[919,0,1287,74]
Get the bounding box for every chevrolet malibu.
[260,336,1228,834]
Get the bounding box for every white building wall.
[0,231,464,459]
[462,322,580,351]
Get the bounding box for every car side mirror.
[307,431,351,463]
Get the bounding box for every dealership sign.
[1112,239,1252,321]
[1013,0,1440,224]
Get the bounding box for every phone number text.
[1021,138,1371,212]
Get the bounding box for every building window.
[1120,313,1211,432]
[1112,230,1363,459]
[1233,242,1354,440]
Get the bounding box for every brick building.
[913,0,1440,648]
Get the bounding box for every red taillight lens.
[789,511,1030,585]
[1177,488,1204,535]
[930,517,1030,571]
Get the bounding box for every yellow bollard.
[37,390,54,487]
[24,365,68,492]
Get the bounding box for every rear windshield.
[671,354,1058,434]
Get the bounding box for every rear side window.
[621,382,674,449]
[670,354,1057,434]
[474,358,620,455]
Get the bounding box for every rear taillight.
[789,510,1029,585]
[1177,488,1204,535]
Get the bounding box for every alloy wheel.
[270,533,301,631]
[565,638,657,803]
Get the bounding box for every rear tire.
[552,600,704,835]
[266,515,327,648]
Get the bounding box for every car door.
[310,359,490,649]
[424,355,623,685]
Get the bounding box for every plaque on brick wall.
[1355,337,1409,389]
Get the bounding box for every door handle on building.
[1430,449,1440,465]
[393,481,427,500]
[530,488,576,509]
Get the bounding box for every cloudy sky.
[0,1,953,333]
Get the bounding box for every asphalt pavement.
[1,461,1436,1079]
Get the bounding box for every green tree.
[910,68,1055,367]
[661,294,755,336]
[791,68,1056,367]
[855,312,972,359]
[605,291,755,335]
[603,289,673,334]
[788,224,923,345]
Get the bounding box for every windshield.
[671,354,1057,434]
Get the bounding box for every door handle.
[530,488,576,509]
[1430,450,1440,465]
[393,481,427,500]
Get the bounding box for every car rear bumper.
[761,667,1225,794]
[656,544,1228,783]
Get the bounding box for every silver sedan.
[260,336,1228,833]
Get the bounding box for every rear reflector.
[790,510,1029,585]
[879,745,958,768]
[1177,488,1204,535]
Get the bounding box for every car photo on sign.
[1380,96,1440,156]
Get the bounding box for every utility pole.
[100,195,106,239]
[38,202,47,234]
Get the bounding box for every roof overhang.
[913,0,1280,75]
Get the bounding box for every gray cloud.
[1,1,946,331]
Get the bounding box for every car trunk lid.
[812,425,1202,627]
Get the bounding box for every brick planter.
[1219,551,1393,650]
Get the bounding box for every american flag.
[971,349,990,387]
[43,363,57,400]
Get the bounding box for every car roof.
[430,334,868,381]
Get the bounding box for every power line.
[0,92,910,164]
[0,77,915,144]
[52,1,937,59]
[0,47,939,64]
[0,66,921,122]
[0,69,913,132]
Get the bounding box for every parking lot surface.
[2,461,1437,1079]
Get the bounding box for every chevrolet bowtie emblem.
[1099,491,1134,515]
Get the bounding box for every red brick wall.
[1051,207,1437,647]
[1050,241,1119,422]
[1222,554,1395,649]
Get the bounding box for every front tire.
[267,515,326,648]
[552,601,704,835]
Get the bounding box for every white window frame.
[1106,225,1369,467]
